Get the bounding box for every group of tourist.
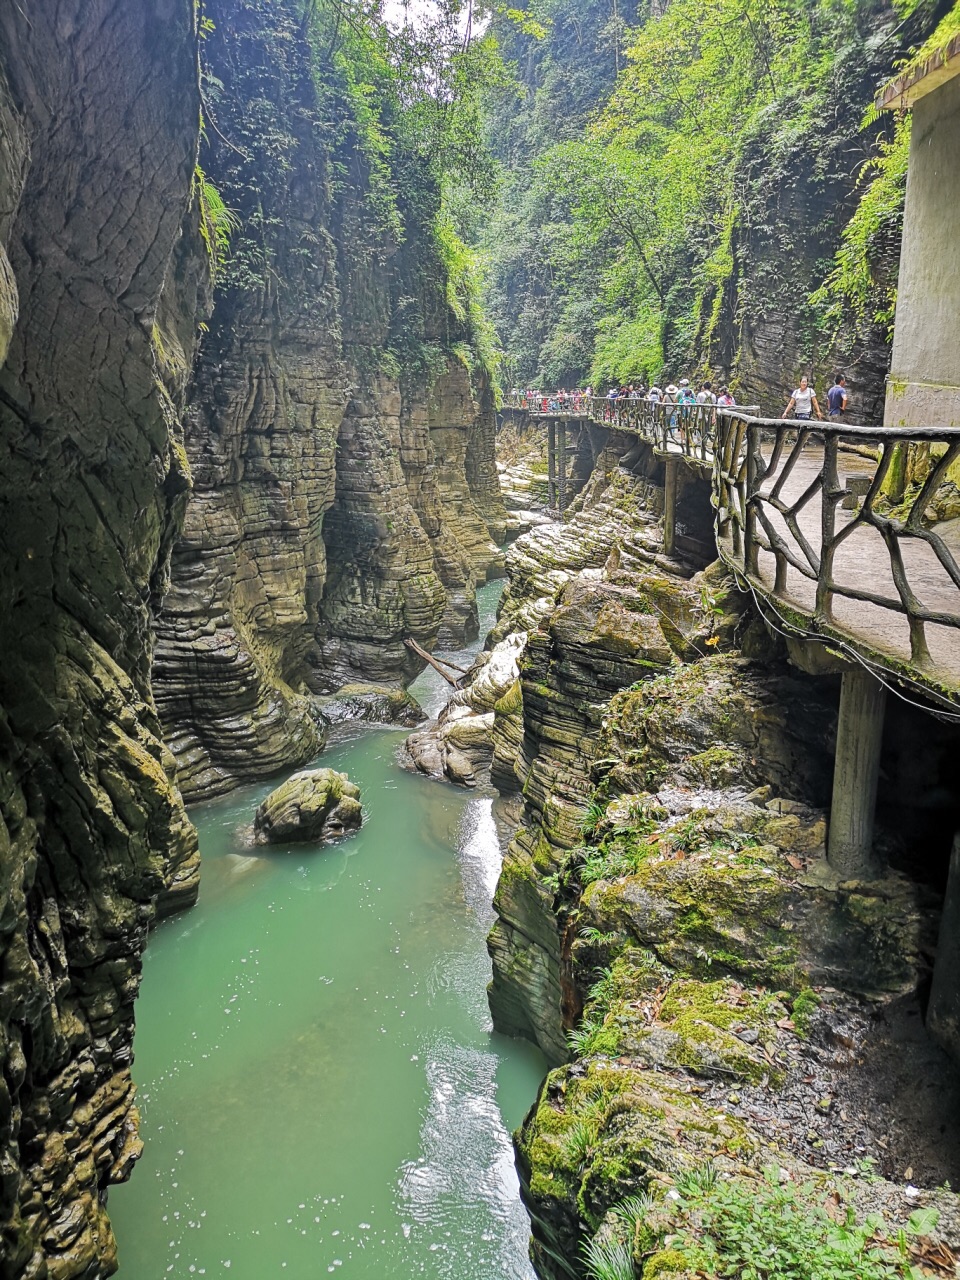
[623,378,737,407]
[782,373,849,420]
[512,379,737,413]
[512,388,590,412]
[512,371,851,421]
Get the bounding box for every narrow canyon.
[1,2,959,1279]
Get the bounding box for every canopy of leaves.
[481,0,949,396]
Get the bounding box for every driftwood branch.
[404,638,467,684]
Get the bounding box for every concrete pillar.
[827,669,887,878]
[547,419,557,511]
[881,72,960,431]
[663,456,679,557]
[929,834,960,1063]
[558,421,567,513]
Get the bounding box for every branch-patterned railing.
[501,396,960,694]
[503,394,758,463]
[714,412,960,669]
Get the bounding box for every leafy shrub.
[672,1165,939,1279]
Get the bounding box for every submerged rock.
[254,769,362,844]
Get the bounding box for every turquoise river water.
[110,582,546,1279]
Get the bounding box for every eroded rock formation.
[404,631,526,787]
[150,0,507,802]
[0,3,204,1272]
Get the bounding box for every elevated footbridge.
[501,394,960,879]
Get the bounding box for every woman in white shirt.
[782,376,822,421]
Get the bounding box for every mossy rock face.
[254,768,362,844]
[623,978,787,1085]
[319,684,424,727]
[549,584,673,665]
[582,842,798,988]
[517,1060,760,1262]
[600,656,836,806]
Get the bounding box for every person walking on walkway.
[677,378,696,406]
[662,381,679,434]
[826,373,849,419]
[783,376,822,421]
[676,379,697,444]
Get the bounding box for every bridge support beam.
[929,833,960,1063]
[663,456,679,557]
[547,419,557,511]
[558,421,567,514]
[827,669,886,879]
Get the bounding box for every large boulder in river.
[254,769,362,845]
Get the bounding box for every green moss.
[679,747,745,789]
[642,1249,689,1279]
[791,988,821,1036]
[584,839,799,987]
[494,851,537,897]
[494,678,523,716]
[569,1018,622,1058]
[654,978,786,1084]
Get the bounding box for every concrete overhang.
[877,31,960,110]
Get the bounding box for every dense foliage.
[481,0,952,402]
[598,1165,944,1280]
[813,0,960,336]
[198,0,507,387]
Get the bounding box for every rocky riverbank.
[426,422,960,1278]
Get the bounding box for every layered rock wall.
[153,3,506,798]
[0,3,203,1272]
[0,1,510,1271]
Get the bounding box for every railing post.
[715,415,729,540]
[558,420,567,514]
[729,418,746,562]
[816,434,840,622]
[663,455,679,558]
[547,418,557,512]
[745,424,759,576]
[827,668,886,879]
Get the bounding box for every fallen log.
[403,638,463,685]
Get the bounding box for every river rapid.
[110,581,545,1279]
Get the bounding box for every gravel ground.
[698,987,960,1190]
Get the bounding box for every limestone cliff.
[0,2,203,1273]
[153,0,507,801]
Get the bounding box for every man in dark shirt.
[827,374,848,419]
